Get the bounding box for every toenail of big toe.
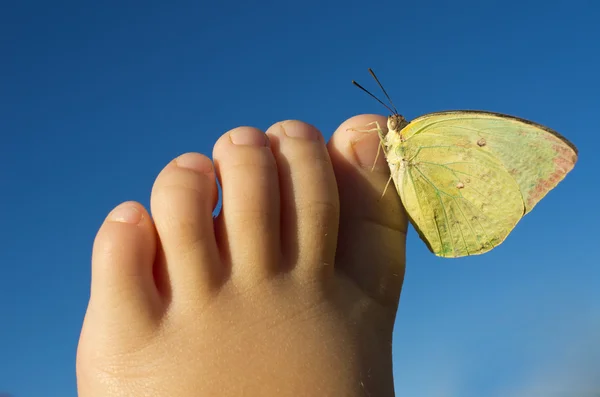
[175,153,214,173]
[281,121,320,140]
[230,129,269,146]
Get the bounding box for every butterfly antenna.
[368,68,399,115]
[352,80,396,115]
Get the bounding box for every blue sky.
[1,0,599,396]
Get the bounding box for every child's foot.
[77,115,408,397]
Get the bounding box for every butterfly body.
[353,70,578,258]
[380,111,577,258]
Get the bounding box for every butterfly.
[352,69,578,258]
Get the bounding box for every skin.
[76,115,408,397]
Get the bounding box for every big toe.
[327,114,408,307]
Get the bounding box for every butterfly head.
[387,114,408,134]
[353,69,408,136]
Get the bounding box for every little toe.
[89,201,160,327]
[150,152,221,301]
[327,114,408,307]
[266,120,339,278]
[212,127,281,283]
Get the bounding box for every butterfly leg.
[381,174,394,199]
[347,121,389,171]
[347,121,387,145]
[346,121,381,134]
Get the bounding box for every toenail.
[175,153,214,173]
[230,129,269,146]
[351,135,388,172]
[280,121,320,140]
[108,202,142,224]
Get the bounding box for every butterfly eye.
[388,114,407,132]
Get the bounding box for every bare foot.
[77,115,408,396]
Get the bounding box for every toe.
[80,201,160,387]
[327,114,408,307]
[266,120,339,278]
[150,152,220,300]
[212,127,281,282]
[90,201,160,326]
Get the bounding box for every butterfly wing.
[392,110,578,258]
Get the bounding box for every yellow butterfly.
[353,69,578,258]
